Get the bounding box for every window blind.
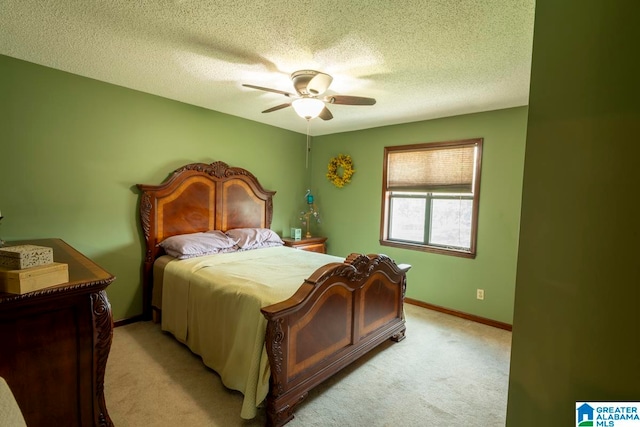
[387,145,476,193]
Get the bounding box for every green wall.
[506,0,640,425]
[1,54,528,325]
[312,107,528,324]
[0,55,309,321]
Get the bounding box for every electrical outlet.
[476,289,485,300]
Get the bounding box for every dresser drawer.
[282,237,327,254]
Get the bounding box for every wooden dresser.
[282,236,327,253]
[0,238,115,427]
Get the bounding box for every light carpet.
[104,304,511,426]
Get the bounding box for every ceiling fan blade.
[307,73,333,96]
[262,103,291,113]
[243,84,296,98]
[318,106,333,121]
[325,95,376,106]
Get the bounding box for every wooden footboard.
[261,253,410,427]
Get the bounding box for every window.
[380,138,483,258]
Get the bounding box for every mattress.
[156,245,344,419]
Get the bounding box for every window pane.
[389,197,426,242]
[429,198,472,249]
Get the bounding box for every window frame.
[380,138,483,258]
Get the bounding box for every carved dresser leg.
[92,290,114,427]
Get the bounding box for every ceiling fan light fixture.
[244,71,374,122]
[292,98,325,119]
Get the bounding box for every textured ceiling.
[0,0,535,136]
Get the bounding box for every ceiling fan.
[242,70,376,121]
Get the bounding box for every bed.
[137,161,410,426]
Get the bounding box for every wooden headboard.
[137,161,276,319]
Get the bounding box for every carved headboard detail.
[136,161,276,319]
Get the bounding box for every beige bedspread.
[159,246,344,419]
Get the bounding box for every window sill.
[379,239,476,259]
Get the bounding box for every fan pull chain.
[306,119,311,168]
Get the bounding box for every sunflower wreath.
[326,154,355,188]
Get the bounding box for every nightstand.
[282,236,327,254]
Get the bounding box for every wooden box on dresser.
[282,236,327,253]
[0,238,115,427]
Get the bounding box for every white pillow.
[224,228,284,250]
[159,231,238,259]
